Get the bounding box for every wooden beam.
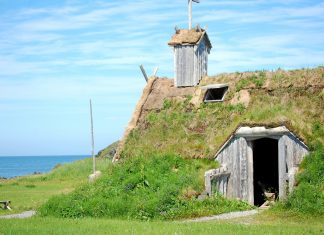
[188,0,192,29]
[153,67,159,77]
[188,0,200,30]
[139,65,148,82]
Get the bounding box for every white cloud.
[0,0,323,155]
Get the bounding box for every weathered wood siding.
[212,132,308,204]
[174,36,210,87]
[217,137,252,203]
[194,37,209,85]
[174,45,195,87]
[278,134,308,199]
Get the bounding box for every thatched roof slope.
[168,28,212,47]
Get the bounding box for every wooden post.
[188,0,200,30]
[247,141,254,205]
[278,137,287,200]
[188,0,192,30]
[153,67,159,77]
[139,65,148,82]
[89,99,95,174]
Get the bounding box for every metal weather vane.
[188,0,200,30]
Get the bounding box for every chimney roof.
[168,28,212,48]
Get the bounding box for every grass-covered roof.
[119,67,323,159]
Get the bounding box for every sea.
[0,155,89,179]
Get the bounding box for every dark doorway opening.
[253,138,279,206]
[204,86,228,102]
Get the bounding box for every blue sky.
[0,0,323,156]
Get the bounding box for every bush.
[39,154,252,220]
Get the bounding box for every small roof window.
[203,84,229,102]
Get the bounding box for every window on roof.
[204,86,228,102]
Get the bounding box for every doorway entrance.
[252,138,279,206]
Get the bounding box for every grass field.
[0,211,323,235]
[0,157,111,215]
[0,152,323,234]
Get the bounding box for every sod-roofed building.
[168,27,212,87]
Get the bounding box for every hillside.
[117,67,323,160]
[38,67,323,220]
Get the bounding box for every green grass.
[0,212,323,235]
[39,154,252,220]
[1,68,323,234]
[0,158,111,215]
[122,90,322,159]
[235,71,266,91]
[273,145,324,215]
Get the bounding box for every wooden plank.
[205,173,212,195]
[247,141,254,205]
[278,136,287,200]
[232,138,240,198]
[194,45,198,85]
[153,67,159,77]
[223,176,228,197]
[240,137,248,201]
[226,140,234,198]
[220,176,224,194]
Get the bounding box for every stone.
[88,171,102,183]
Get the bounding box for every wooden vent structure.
[168,27,212,87]
[202,84,229,102]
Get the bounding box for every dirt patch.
[0,210,36,219]
[230,89,250,107]
[113,77,195,161]
[143,78,195,110]
[183,209,259,222]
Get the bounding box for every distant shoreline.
[0,155,90,179]
[0,171,44,180]
[0,155,90,158]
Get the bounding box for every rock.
[190,87,204,107]
[88,171,102,183]
[108,148,116,157]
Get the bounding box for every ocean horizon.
[0,155,90,179]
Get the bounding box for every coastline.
[0,155,89,179]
